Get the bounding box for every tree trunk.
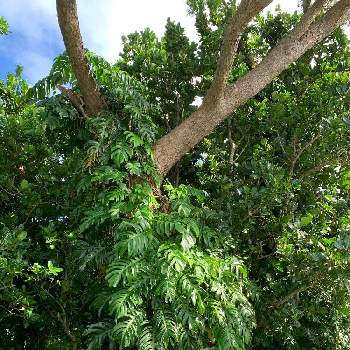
[56,0,105,116]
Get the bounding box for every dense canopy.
[1,1,350,349]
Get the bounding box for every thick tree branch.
[295,0,329,37]
[56,0,105,116]
[303,0,312,13]
[222,0,350,114]
[206,0,272,102]
[154,0,350,177]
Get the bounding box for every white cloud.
[20,52,54,83]
[0,0,58,42]
[77,0,197,63]
[1,0,349,83]
[267,0,300,13]
[0,0,62,81]
[78,0,298,62]
[0,0,198,81]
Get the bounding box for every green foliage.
[190,10,350,348]
[0,16,9,35]
[0,68,75,349]
[2,44,254,348]
[73,99,254,348]
[2,3,350,349]
[118,20,199,138]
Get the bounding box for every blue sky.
[0,1,298,84]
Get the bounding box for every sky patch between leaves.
[0,1,304,83]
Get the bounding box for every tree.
[2,1,350,349]
[56,0,350,177]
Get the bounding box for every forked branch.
[206,0,273,102]
[54,0,350,178]
[223,0,350,114]
[153,0,350,176]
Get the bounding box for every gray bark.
[153,0,350,177]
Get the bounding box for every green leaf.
[0,16,9,35]
[139,323,155,350]
[174,222,186,235]
[126,161,141,176]
[181,232,196,251]
[125,131,144,147]
[20,179,29,191]
[300,213,313,227]
[47,261,63,276]
[178,202,191,216]
[189,222,200,237]
[17,230,27,241]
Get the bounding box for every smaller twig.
[269,276,321,311]
[227,123,249,166]
[271,285,309,309]
[289,133,321,177]
[0,184,20,197]
[42,289,78,348]
[234,140,249,163]
[257,251,277,260]
[227,118,235,165]
[276,130,286,155]
[300,154,350,178]
[0,285,12,291]
[57,84,87,118]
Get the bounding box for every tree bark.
[56,0,105,116]
[55,0,350,177]
[153,0,350,177]
[206,0,273,102]
[303,0,312,13]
